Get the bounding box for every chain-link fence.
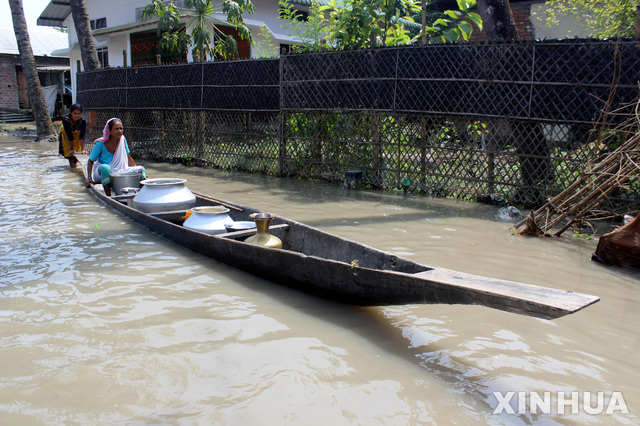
[78,39,640,212]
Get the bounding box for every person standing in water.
[58,103,86,168]
[85,118,146,196]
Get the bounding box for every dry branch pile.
[514,114,640,237]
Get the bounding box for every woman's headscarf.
[94,118,120,143]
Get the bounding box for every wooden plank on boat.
[112,194,136,202]
[218,223,290,239]
[150,210,190,220]
[413,269,599,318]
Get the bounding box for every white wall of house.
[251,0,309,42]
[60,0,304,101]
[112,34,130,62]
[66,0,151,56]
[530,4,591,40]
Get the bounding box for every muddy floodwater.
[1,137,639,425]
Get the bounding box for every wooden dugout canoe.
[77,156,599,320]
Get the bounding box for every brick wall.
[468,2,535,42]
[0,56,19,110]
[0,54,69,111]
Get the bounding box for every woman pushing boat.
[58,103,86,168]
[85,118,146,196]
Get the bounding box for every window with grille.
[97,47,109,67]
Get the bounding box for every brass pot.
[245,212,282,249]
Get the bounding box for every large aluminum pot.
[183,206,234,235]
[111,171,141,195]
[132,178,196,213]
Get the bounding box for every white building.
[37,0,314,100]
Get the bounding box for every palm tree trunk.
[70,0,101,71]
[8,0,57,141]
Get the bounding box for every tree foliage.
[142,0,255,61]
[421,0,482,43]
[279,0,482,52]
[253,25,280,58]
[279,0,329,52]
[543,0,637,39]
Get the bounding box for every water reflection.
[1,139,639,424]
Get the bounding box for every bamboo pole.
[547,162,639,233]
